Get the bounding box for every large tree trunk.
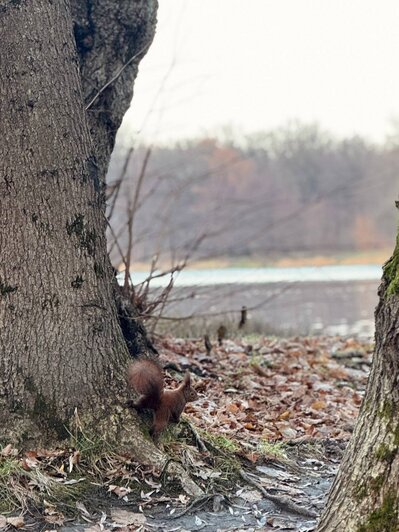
[318,239,399,530]
[0,0,157,460]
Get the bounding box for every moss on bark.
[383,232,399,295]
[357,492,398,532]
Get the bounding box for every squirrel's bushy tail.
[128,359,164,409]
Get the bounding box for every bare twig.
[124,147,152,294]
[107,146,134,222]
[85,42,151,110]
[150,280,300,322]
[168,494,225,519]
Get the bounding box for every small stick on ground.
[239,469,318,518]
[169,494,226,519]
[183,420,208,452]
[204,334,212,356]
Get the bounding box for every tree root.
[163,460,204,497]
[182,419,208,452]
[239,469,318,518]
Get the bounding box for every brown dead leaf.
[69,450,81,473]
[311,400,327,411]
[45,513,65,526]
[226,403,240,414]
[327,367,348,379]
[108,485,132,498]
[111,508,146,527]
[245,452,260,463]
[20,458,32,471]
[278,426,297,439]
[353,392,363,405]
[252,363,269,377]
[1,444,18,457]
[158,335,370,445]
[25,450,38,458]
[35,448,64,458]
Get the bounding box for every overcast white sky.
[121,0,399,145]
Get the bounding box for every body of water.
[131,264,382,287]
[127,265,383,337]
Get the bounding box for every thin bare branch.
[123,147,152,293]
[85,42,152,111]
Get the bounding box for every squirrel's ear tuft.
[183,371,191,385]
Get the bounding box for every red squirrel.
[127,359,198,439]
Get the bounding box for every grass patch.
[199,431,240,454]
[258,440,288,460]
[0,435,160,519]
[0,457,26,513]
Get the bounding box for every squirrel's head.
[182,371,198,402]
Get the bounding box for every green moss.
[0,457,22,478]
[353,475,385,501]
[376,402,399,455]
[200,431,240,453]
[258,440,288,460]
[354,483,369,501]
[369,475,385,493]
[375,443,397,462]
[363,399,372,413]
[378,401,394,421]
[383,234,399,295]
[358,492,398,532]
[0,280,17,297]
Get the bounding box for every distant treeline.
[107,123,399,266]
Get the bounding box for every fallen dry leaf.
[6,516,25,528]
[69,450,81,473]
[110,508,146,527]
[157,335,371,445]
[311,400,327,410]
[1,444,18,457]
[108,484,132,498]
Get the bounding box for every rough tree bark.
[0,0,159,462]
[318,235,399,530]
[70,0,157,181]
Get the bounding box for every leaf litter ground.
[0,335,372,531]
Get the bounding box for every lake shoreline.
[157,279,379,338]
[127,248,392,272]
[128,264,383,287]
